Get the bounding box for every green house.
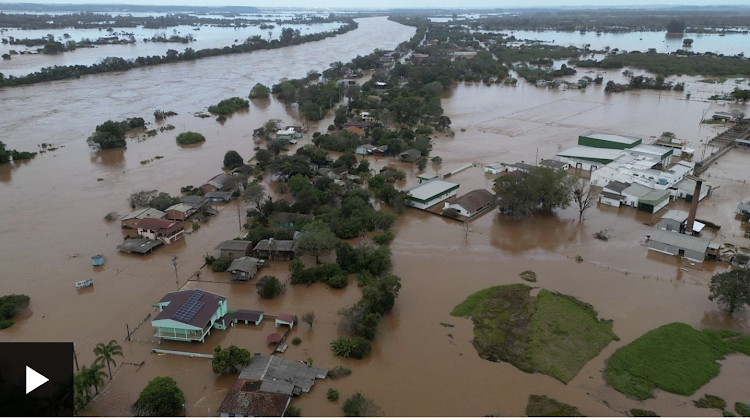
[578,131,642,150]
[151,290,228,342]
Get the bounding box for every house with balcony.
[151,290,228,342]
[137,218,185,244]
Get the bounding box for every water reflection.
[89,147,126,167]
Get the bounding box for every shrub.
[630,409,659,417]
[342,392,381,417]
[292,337,302,345]
[211,256,233,272]
[327,388,340,402]
[442,208,460,219]
[372,230,395,245]
[328,365,352,379]
[131,376,185,417]
[694,395,726,410]
[256,276,283,299]
[249,83,271,99]
[208,97,249,115]
[176,131,205,145]
[327,274,348,289]
[735,402,750,417]
[331,337,372,360]
[284,406,301,417]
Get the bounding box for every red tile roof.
[218,379,290,417]
[346,126,365,136]
[138,218,183,234]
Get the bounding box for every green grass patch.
[735,402,750,417]
[526,395,582,417]
[694,394,727,410]
[631,409,659,417]
[605,323,750,400]
[529,290,619,383]
[451,284,617,383]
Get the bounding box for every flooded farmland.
[2,14,750,417]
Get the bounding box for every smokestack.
[685,180,702,235]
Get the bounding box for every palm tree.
[94,340,123,379]
[82,363,107,395]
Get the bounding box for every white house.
[484,162,504,174]
[275,128,297,141]
[405,179,460,210]
[137,218,185,245]
[355,144,376,155]
[443,189,495,217]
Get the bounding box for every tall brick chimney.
[685,180,702,235]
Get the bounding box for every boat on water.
[76,279,94,290]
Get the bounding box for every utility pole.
[238,201,242,231]
[73,343,79,371]
[171,254,178,286]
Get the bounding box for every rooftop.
[539,159,568,168]
[116,238,162,254]
[254,239,298,252]
[649,229,710,254]
[227,257,260,273]
[239,355,328,395]
[580,131,642,145]
[165,203,194,213]
[153,289,226,329]
[557,146,625,161]
[447,189,495,214]
[662,210,690,223]
[214,240,252,252]
[347,127,366,136]
[138,218,183,234]
[622,183,654,199]
[406,179,460,202]
[120,208,166,221]
[218,379,290,417]
[604,181,631,193]
[180,195,209,207]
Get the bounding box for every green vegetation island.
[451,284,618,384]
[0,20,358,88]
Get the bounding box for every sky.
[0,0,748,8]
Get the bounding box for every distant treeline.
[571,51,750,77]
[0,11,346,29]
[0,3,259,13]
[0,20,357,88]
[465,9,750,33]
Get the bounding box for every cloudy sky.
[0,0,746,7]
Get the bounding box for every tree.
[431,156,443,165]
[297,220,339,264]
[149,192,179,211]
[87,120,127,150]
[256,276,284,299]
[496,166,575,220]
[248,83,270,99]
[81,363,106,395]
[708,270,750,314]
[302,311,316,328]
[683,38,694,47]
[211,345,251,374]
[666,20,685,34]
[243,182,266,210]
[131,376,185,417]
[223,150,244,169]
[93,340,123,379]
[342,392,382,416]
[572,178,596,220]
[416,157,427,171]
[175,131,205,145]
[288,174,311,194]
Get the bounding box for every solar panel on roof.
[171,291,206,323]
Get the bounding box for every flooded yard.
[1,15,750,416]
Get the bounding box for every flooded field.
[0,21,344,77]
[1,15,750,417]
[504,29,750,56]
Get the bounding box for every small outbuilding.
[399,149,422,163]
[647,229,714,263]
[214,240,253,259]
[226,257,261,281]
[253,239,299,261]
[443,189,496,217]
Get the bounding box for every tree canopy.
[297,220,339,263]
[131,376,185,416]
[212,345,251,374]
[496,167,576,220]
[708,270,750,314]
[248,83,270,99]
[223,150,244,169]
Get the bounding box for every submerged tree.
[572,178,597,221]
[297,220,338,264]
[708,269,750,314]
[131,376,185,416]
[212,345,251,374]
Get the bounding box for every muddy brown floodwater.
[2,16,750,417]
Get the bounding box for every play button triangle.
[26,365,49,394]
